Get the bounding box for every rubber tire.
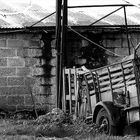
[96,108,117,135]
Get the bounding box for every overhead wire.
[67,26,125,57]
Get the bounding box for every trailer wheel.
[96,108,117,135]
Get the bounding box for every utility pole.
[56,0,67,108]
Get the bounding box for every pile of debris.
[0,108,100,139]
[34,108,99,138]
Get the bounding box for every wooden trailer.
[62,54,140,135]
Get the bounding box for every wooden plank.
[62,68,66,111]
[71,83,75,87]
[65,60,133,77]
[100,77,123,87]
[86,74,92,79]
[99,75,109,81]
[84,75,92,116]
[74,61,133,77]
[71,88,75,93]
[74,67,78,116]
[95,62,133,76]
[66,95,75,100]
[89,90,96,95]
[87,79,94,84]
[101,91,113,102]
[100,80,136,92]
[107,67,113,101]
[98,66,133,81]
[99,74,135,87]
[98,68,133,84]
[68,69,72,114]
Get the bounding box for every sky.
[0,0,140,27]
[1,0,139,13]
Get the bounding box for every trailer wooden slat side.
[63,55,140,121]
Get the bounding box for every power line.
[67,26,125,57]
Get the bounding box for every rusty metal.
[124,6,131,55]
[56,0,62,108]
[30,12,56,27]
[89,6,123,26]
[59,0,68,108]
[68,4,133,8]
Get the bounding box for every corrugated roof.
[0,0,140,28]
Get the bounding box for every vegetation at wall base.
[0,108,139,140]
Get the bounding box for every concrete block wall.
[102,32,139,64]
[0,32,57,112]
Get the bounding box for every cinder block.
[25,77,36,86]
[7,39,28,48]
[49,58,56,66]
[32,85,44,95]
[7,96,24,106]
[0,39,6,47]
[28,49,42,57]
[6,105,16,111]
[0,96,7,107]
[34,77,42,85]
[35,95,47,104]
[102,40,107,48]
[8,77,25,86]
[25,58,38,67]
[0,68,16,77]
[52,49,57,57]
[81,39,89,47]
[51,67,56,75]
[122,39,127,48]
[107,56,124,64]
[51,39,56,48]
[7,58,25,67]
[51,85,57,94]
[16,105,34,111]
[17,67,31,76]
[0,58,7,66]
[45,95,57,104]
[41,40,44,48]
[24,95,34,106]
[106,39,122,48]
[17,49,28,57]
[114,48,133,56]
[31,67,44,76]
[29,40,40,47]
[0,86,30,95]
[0,49,16,57]
[44,77,56,85]
[0,77,7,86]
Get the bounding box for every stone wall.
[65,31,140,67]
[0,32,57,112]
[102,32,140,64]
[0,29,139,113]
